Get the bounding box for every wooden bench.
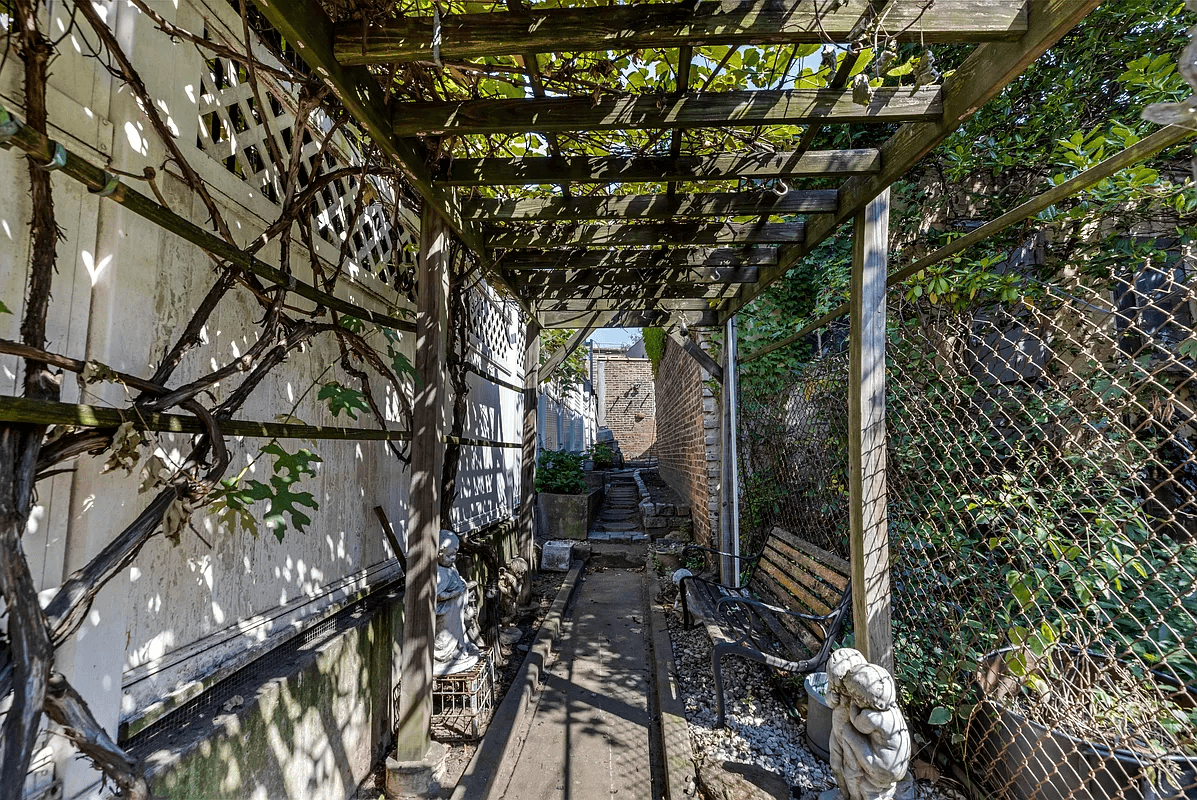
[679,526,852,727]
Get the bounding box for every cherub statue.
[495,560,525,646]
[509,556,532,609]
[433,530,481,675]
[823,649,912,800]
[826,648,869,793]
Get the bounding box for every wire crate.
[431,649,496,742]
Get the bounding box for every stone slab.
[541,540,574,572]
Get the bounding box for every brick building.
[651,332,722,548]
[593,347,657,461]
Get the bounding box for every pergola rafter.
[502,247,779,270]
[464,189,837,221]
[333,0,1028,65]
[442,148,881,186]
[392,86,942,136]
[486,220,805,248]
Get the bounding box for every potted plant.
[971,645,1197,800]
[536,450,602,540]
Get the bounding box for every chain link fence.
[739,256,1197,797]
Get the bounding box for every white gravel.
[661,584,964,800]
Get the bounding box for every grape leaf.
[318,381,369,420]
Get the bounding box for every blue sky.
[587,327,641,348]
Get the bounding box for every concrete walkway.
[487,566,659,800]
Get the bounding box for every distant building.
[592,339,657,461]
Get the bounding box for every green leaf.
[338,316,366,333]
[213,444,322,542]
[0,300,10,315]
[928,706,952,725]
[318,381,370,420]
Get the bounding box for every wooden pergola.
[248,0,1100,766]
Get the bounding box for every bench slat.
[751,580,825,654]
[760,542,844,606]
[755,557,835,617]
[769,526,850,579]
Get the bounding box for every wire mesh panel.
[738,344,851,562]
[739,255,1197,797]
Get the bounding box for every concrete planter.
[538,489,602,540]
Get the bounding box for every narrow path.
[488,566,660,800]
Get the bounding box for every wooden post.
[395,205,450,761]
[520,319,541,568]
[719,316,741,586]
[848,188,893,672]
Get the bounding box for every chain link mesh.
[739,258,1197,797]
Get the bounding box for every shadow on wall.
[132,580,404,800]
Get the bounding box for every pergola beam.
[443,149,880,186]
[334,0,1027,64]
[718,0,1106,322]
[516,266,759,286]
[393,87,942,136]
[464,190,837,222]
[501,247,778,270]
[537,316,600,383]
[487,221,804,248]
[531,284,741,302]
[538,309,719,328]
[536,299,715,311]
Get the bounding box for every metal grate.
[430,649,496,743]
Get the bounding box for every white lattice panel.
[195,49,417,289]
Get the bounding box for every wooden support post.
[719,316,741,586]
[395,205,451,762]
[848,188,893,672]
[520,319,541,568]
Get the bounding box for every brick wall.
[653,333,721,548]
[596,355,657,459]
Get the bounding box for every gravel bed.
[660,577,964,800]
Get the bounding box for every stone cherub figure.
[434,530,481,675]
[495,556,532,646]
[822,648,913,800]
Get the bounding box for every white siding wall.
[0,1,524,795]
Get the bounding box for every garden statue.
[495,558,529,646]
[434,530,481,675]
[509,555,532,608]
[822,648,913,800]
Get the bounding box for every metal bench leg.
[712,645,729,728]
[680,582,692,629]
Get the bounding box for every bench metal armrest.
[680,544,761,564]
[715,595,839,628]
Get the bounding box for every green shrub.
[536,450,587,494]
[589,441,615,469]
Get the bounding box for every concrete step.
[587,540,649,569]
[595,521,640,532]
[589,531,648,543]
